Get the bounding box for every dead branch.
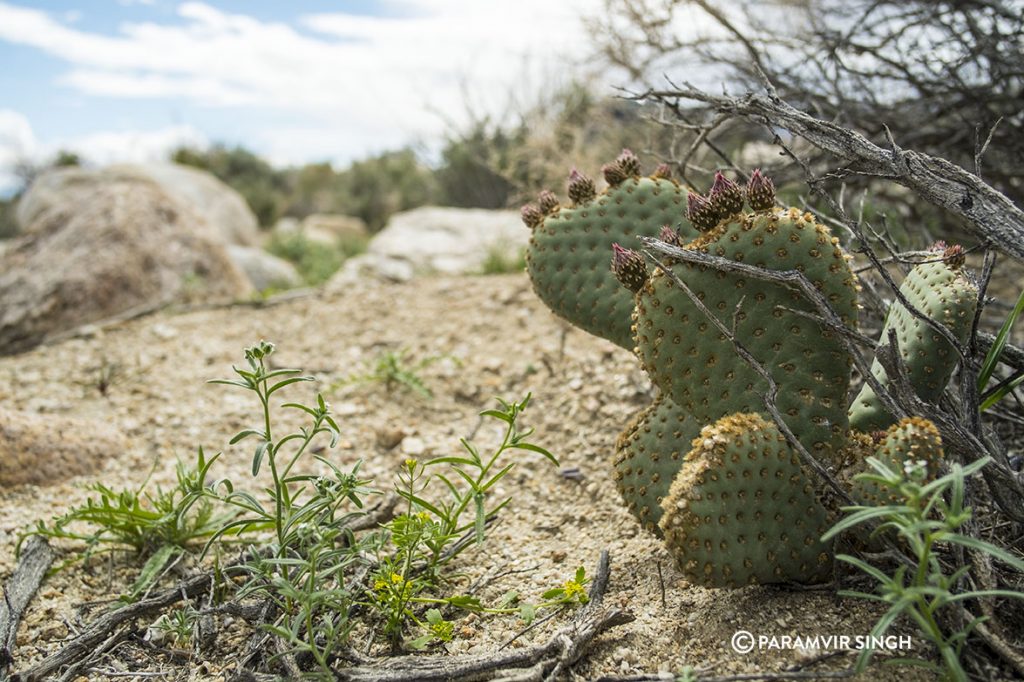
[635,86,1024,263]
[11,567,212,682]
[0,538,53,682]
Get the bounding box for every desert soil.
[0,273,947,681]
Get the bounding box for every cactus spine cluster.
[524,154,977,588]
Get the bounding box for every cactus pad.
[852,417,944,506]
[659,412,833,587]
[634,207,859,459]
[613,394,702,534]
[849,253,978,432]
[526,172,691,349]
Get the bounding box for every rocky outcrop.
[329,207,525,285]
[0,407,129,487]
[0,180,251,354]
[16,163,260,246]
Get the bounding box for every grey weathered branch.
[636,86,1024,262]
[0,538,53,682]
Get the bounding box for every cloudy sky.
[0,0,609,194]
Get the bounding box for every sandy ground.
[0,273,963,680]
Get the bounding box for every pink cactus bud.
[520,203,543,229]
[652,163,673,180]
[687,191,719,232]
[708,171,744,217]
[537,190,559,215]
[567,168,596,205]
[611,243,647,293]
[745,169,776,211]
[616,149,641,178]
[602,162,628,187]
[659,224,682,247]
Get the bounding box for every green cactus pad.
[851,417,944,506]
[613,393,702,535]
[849,259,978,432]
[634,207,859,459]
[526,176,691,349]
[659,412,833,587]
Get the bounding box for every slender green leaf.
[978,288,1024,392]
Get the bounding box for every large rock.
[16,163,260,246]
[227,245,302,291]
[329,206,525,285]
[0,407,129,487]
[0,180,252,355]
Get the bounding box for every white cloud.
[0,109,36,193]
[0,1,606,165]
[0,108,206,195]
[59,124,207,166]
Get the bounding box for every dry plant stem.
[333,551,633,682]
[973,619,1024,679]
[11,568,212,682]
[635,85,1024,262]
[0,538,53,681]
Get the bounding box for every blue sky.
[0,0,602,194]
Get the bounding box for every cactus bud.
[616,149,642,178]
[659,224,682,247]
[567,169,596,205]
[602,162,628,187]
[943,244,966,269]
[652,163,673,180]
[708,171,744,217]
[537,190,559,215]
[520,203,543,229]
[611,243,647,293]
[746,169,775,211]
[687,191,719,232]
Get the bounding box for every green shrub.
[266,232,368,286]
[173,145,289,227]
[0,197,18,239]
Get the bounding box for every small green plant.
[822,456,1024,681]
[479,242,526,275]
[200,340,377,671]
[977,288,1024,411]
[22,456,225,599]
[334,348,453,399]
[369,394,560,647]
[150,605,199,648]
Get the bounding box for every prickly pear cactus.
[850,417,945,506]
[523,161,966,588]
[613,394,702,534]
[524,151,693,349]
[658,412,834,587]
[849,244,978,432]
[633,198,859,460]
